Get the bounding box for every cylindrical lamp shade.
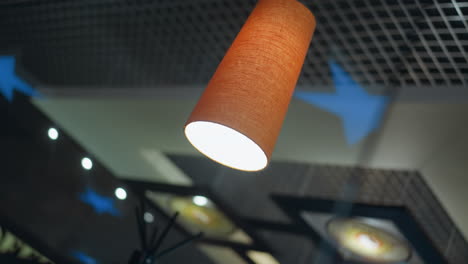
[185,0,316,171]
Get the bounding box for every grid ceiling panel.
[0,0,466,90]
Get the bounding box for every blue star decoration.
[295,60,389,145]
[79,188,120,216]
[71,251,98,264]
[0,56,41,102]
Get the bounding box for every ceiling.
[1,0,468,263]
[1,0,467,89]
[33,96,468,244]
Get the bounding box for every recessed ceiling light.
[169,197,235,237]
[144,212,154,223]
[81,157,93,170]
[192,195,209,207]
[327,218,411,263]
[48,127,59,140]
[114,187,127,200]
[356,233,380,251]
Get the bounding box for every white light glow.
[48,127,59,140]
[144,212,154,223]
[184,121,268,171]
[192,195,208,207]
[81,157,93,170]
[115,187,127,200]
[356,233,380,251]
[327,218,411,262]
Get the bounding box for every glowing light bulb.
[114,187,127,200]
[356,233,380,251]
[81,157,93,170]
[192,195,208,207]
[327,218,411,262]
[184,121,267,171]
[48,127,59,140]
[144,212,154,223]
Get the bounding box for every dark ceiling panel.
[0,0,466,90]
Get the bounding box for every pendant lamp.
[184,0,316,171]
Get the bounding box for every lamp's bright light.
[81,157,93,170]
[192,195,208,207]
[327,218,411,262]
[144,212,154,223]
[356,233,380,251]
[48,127,59,140]
[114,187,127,200]
[184,121,268,171]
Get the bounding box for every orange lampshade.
[185,0,316,171]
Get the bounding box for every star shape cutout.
[0,56,41,102]
[72,251,97,264]
[79,188,120,216]
[295,60,389,145]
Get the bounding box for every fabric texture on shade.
[185,0,316,171]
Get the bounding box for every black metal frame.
[124,180,273,264]
[267,194,447,264]
[129,198,203,264]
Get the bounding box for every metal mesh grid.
[300,0,468,88]
[0,0,466,90]
[286,165,467,262]
[296,167,466,262]
[294,166,461,258]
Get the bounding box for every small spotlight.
[115,187,127,200]
[144,212,154,223]
[192,195,208,207]
[327,218,411,262]
[81,157,93,170]
[356,233,380,251]
[48,127,59,140]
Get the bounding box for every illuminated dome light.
[144,212,154,223]
[48,127,59,140]
[114,187,127,200]
[81,157,93,170]
[356,233,381,252]
[327,218,411,263]
[184,121,268,171]
[192,195,209,207]
[169,197,236,237]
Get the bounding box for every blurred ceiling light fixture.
[327,218,411,263]
[143,212,154,223]
[192,195,209,206]
[115,187,127,200]
[81,157,93,170]
[184,0,316,171]
[47,127,59,140]
[169,197,236,237]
